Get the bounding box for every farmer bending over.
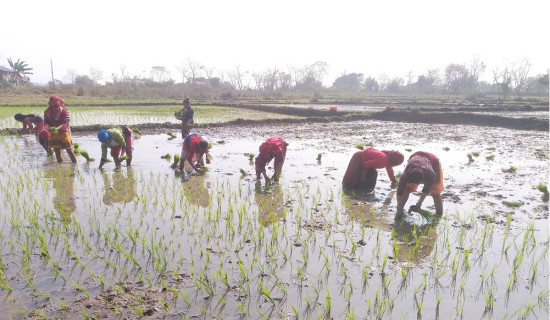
[396,151,443,218]
[14,113,45,134]
[178,133,210,173]
[342,147,404,192]
[98,126,135,169]
[255,136,288,183]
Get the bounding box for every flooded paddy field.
[0,119,548,319]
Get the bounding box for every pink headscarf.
[49,96,62,108]
[383,150,404,166]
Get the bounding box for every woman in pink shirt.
[255,136,288,183]
[342,147,404,192]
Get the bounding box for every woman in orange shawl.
[44,96,77,163]
[396,151,443,218]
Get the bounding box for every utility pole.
[50,59,55,88]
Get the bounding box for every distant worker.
[44,96,77,163]
[342,147,404,192]
[98,126,135,169]
[175,97,194,139]
[255,136,288,183]
[178,133,210,173]
[14,113,45,135]
[396,151,443,218]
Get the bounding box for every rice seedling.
[503,201,522,207]
[536,183,548,194]
[160,153,171,159]
[355,143,364,150]
[317,153,322,161]
[485,154,495,160]
[467,153,474,162]
[502,166,517,173]
[472,152,480,157]
[405,148,412,152]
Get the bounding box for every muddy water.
[0,120,548,319]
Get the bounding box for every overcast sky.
[1,0,548,85]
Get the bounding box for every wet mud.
[1,117,548,319]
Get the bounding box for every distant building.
[0,66,15,82]
[0,66,30,85]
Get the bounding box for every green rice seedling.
[472,152,480,157]
[503,201,522,207]
[79,149,92,161]
[467,153,474,162]
[166,130,176,137]
[536,183,548,194]
[131,126,141,135]
[317,152,322,161]
[355,143,364,150]
[405,148,412,152]
[172,154,180,167]
[486,154,495,160]
[502,166,517,173]
[160,153,171,159]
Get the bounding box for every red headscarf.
[49,96,62,108]
[383,150,404,166]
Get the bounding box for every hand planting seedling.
[171,154,180,169]
[408,205,435,222]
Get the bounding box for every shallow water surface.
[0,120,548,319]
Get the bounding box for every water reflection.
[255,182,284,226]
[44,165,77,223]
[102,167,137,205]
[181,174,211,207]
[343,189,439,264]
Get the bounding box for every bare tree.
[229,65,245,90]
[468,56,486,92]
[377,73,390,91]
[444,63,470,94]
[119,65,128,82]
[89,67,103,86]
[492,66,512,100]
[150,66,169,82]
[511,58,531,97]
[66,69,77,84]
[176,64,189,84]
[186,58,202,85]
[252,72,263,90]
[204,67,215,80]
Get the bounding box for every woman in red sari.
[255,136,288,183]
[342,147,404,192]
[44,96,77,163]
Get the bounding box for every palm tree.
[7,58,33,86]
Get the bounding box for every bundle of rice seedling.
[408,206,435,223]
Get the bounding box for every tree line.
[2,57,548,100]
